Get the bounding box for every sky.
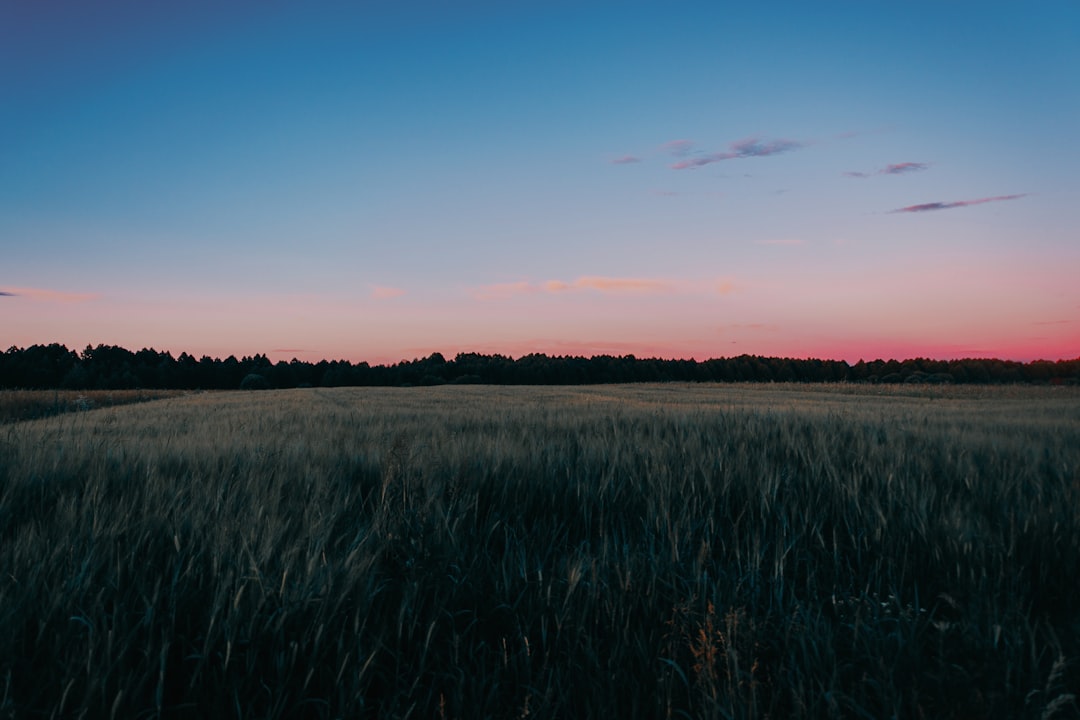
[3,1,1079,364]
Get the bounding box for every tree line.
[1,343,1078,390]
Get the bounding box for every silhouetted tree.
[1,343,1078,389]
[240,373,271,390]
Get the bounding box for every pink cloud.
[470,281,537,301]
[890,194,1027,213]
[471,275,737,300]
[714,280,736,295]
[371,286,406,299]
[0,286,100,303]
[573,276,671,294]
[483,276,672,296]
[542,280,571,293]
[672,137,803,169]
[610,155,641,164]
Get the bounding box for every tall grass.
[0,389,189,425]
[1,384,1077,718]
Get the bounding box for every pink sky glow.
[4,261,1076,364]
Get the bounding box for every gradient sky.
[3,1,1079,364]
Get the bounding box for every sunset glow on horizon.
[3,2,1079,365]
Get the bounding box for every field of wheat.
[0,389,190,425]
[1,384,1078,718]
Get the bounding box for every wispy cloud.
[0,286,99,303]
[1032,320,1071,326]
[846,161,929,178]
[610,155,641,165]
[565,276,671,294]
[890,194,1027,213]
[371,286,406,299]
[539,276,673,296]
[471,276,736,300]
[884,162,928,175]
[661,139,695,157]
[714,280,736,296]
[672,137,804,170]
[470,281,536,301]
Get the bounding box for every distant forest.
[2,343,1078,390]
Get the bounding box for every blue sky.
[3,1,1078,362]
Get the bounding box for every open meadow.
[1,383,1078,718]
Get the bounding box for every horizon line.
[5,342,1078,367]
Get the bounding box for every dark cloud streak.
[672,137,803,169]
[890,194,1027,213]
[884,162,928,175]
[846,162,929,178]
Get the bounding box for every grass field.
[0,388,190,425]
[1,384,1078,718]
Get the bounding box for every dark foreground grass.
[0,389,189,425]
[1,384,1078,718]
